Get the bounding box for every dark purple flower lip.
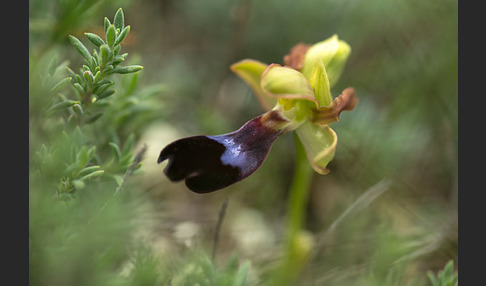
[157,111,287,193]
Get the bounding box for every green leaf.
[50,77,72,94]
[126,71,139,95]
[78,165,101,177]
[47,100,79,113]
[73,82,85,95]
[111,55,125,65]
[98,89,116,99]
[80,170,104,181]
[68,35,91,62]
[93,79,115,94]
[104,17,111,35]
[427,272,438,286]
[76,146,89,168]
[113,65,143,74]
[443,261,454,280]
[122,134,135,154]
[83,71,93,85]
[114,25,130,46]
[47,56,57,76]
[103,65,114,75]
[92,50,100,65]
[84,112,104,124]
[106,24,116,47]
[100,44,111,65]
[114,8,124,31]
[89,56,98,70]
[234,261,250,286]
[113,44,121,56]
[109,142,122,161]
[65,66,77,81]
[93,71,101,82]
[84,32,105,47]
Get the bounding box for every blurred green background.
[29,0,457,285]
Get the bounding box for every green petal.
[308,58,332,107]
[302,34,351,87]
[260,64,318,105]
[230,59,275,110]
[296,121,337,175]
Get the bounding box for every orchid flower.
[158,35,357,193]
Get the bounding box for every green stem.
[272,133,314,285]
[287,133,314,246]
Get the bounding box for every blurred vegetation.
[29,0,457,285]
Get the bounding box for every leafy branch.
[427,260,458,286]
[48,8,142,125]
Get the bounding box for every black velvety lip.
[157,113,284,193]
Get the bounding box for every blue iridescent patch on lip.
[207,136,246,168]
[157,114,283,193]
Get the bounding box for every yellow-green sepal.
[230,59,275,110]
[301,34,351,87]
[308,58,332,107]
[295,121,337,175]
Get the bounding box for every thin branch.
[212,198,229,262]
[115,144,147,195]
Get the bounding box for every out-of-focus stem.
[272,133,314,285]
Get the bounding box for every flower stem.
[272,133,314,285]
[287,133,313,244]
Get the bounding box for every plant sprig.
[427,260,458,286]
[52,8,142,123]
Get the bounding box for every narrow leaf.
[50,77,72,94]
[93,71,101,82]
[109,142,122,161]
[113,65,143,74]
[80,170,104,181]
[111,55,125,65]
[93,81,114,95]
[78,165,101,177]
[104,17,111,35]
[84,112,104,124]
[113,44,121,56]
[73,83,85,95]
[114,25,130,46]
[113,8,124,31]
[75,147,89,171]
[83,71,93,85]
[106,24,116,47]
[68,35,91,62]
[102,65,114,76]
[65,66,77,82]
[122,134,135,155]
[100,44,111,65]
[47,56,57,76]
[48,100,79,112]
[98,89,116,99]
[84,32,105,47]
